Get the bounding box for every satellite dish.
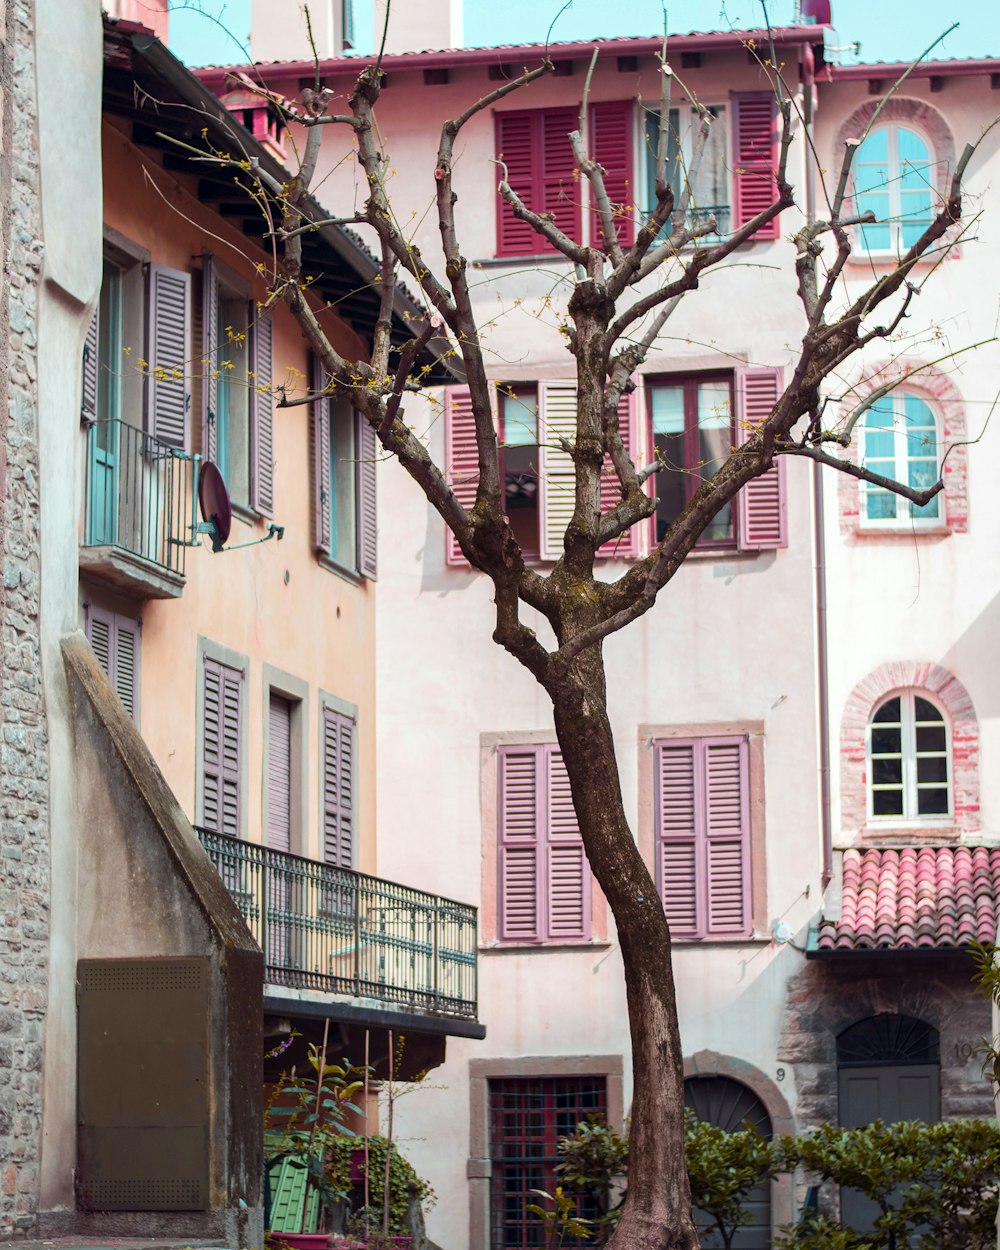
[198,461,233,552]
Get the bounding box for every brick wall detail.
[840,661,978,838]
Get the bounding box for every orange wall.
[96,118,377,872]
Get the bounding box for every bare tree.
[189,27,987,1250]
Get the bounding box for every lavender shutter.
[322,707,354,867]
[113,615,140,724]
[736,367,787,550]
[732,93,779,239]
[146,264,191,449]
[202,657,243,837]
[202,255,219,463]
[310,357,332,554]
[545,750,589,940]
[597,388,642,560]
[444,386,479,567]
[589,100,635,249]
[655,740,701,938]
[86,605,113,677]
[498,747,542,941]
[703,738,751,936]
[250,309,275,516]
[267,694,292,852]
[356,411,378,580]
[82,309,99,422]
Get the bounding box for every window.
[642,104,730,236]
[853,125,934,256]
[488,1076,606,1250]
[868,693,950,821]
[202,254,274,515]
[655,736,752,940]
[200,654,245,838]
[860,392,940,526]
[649,375,735,545]
[310,363,377,578]
[497,744,590,944]
[85,605,140,723]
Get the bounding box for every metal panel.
[77,957,211,1211]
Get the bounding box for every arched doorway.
[685,1076,772,1249]
[836,1013,940,1231]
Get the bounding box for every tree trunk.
[548,646,699,1250]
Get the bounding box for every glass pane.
[504,444,539,510]
[643,107,681,226]
[651,386,685,435]
[866,488,897,521]
[697,382,731,430]
[858,219,891,252]
[218,294,250,503]
[502,390,538,447]
[916,756,948,784]
[654,433,687,542]
[915,725,946,753]
[858,129,888,165]
[873,698,901,724]
[871,727,902,755]
[688,105,729,233]
[873,789,904,817]
[914,697,942,723]
[98,260,123,426]
[330,399,357,570]
[872,757,903,786]
[917,787,949,816]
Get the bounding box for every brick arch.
[840,660,979,835]
[836,358,968,536]
[834,97,956,200]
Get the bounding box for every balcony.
[195,827,479,1025]
[81,418,195,599]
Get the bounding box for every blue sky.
[168,1,1000,69]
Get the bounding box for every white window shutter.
[539,382,578,562]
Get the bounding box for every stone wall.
[0,0,50,1236]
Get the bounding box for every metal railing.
[195,827,479,1020]
[83,418,194,577]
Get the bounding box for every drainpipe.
[802,41,833,890]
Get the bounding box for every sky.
[167,0,1000,69]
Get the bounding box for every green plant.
[329,1133,435,1238]
[685,1109,785,1250]
[970,940,1000,1084]
[526,1186,595,1250]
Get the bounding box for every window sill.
[858,824,960,844]
[854,524,951,539]
[317,552,365,586]
[480,940,612,954]
[670,933,771,947]
[231,501,261,527]
[474,253,573,269]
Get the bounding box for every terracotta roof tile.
[815,846,1000,954]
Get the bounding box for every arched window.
[854,125,934,255]
[861,392,940,525]
[869,692,950,821]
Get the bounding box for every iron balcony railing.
[83,418,195,577]
[195,827,479,1021]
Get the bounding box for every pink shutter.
[202,657,242,837]
[310,357,332,554]
[146,264,191,449]
[323,707,354,868]
[444,386,480,567]
[498,747,542,941]
[356,411,378,580]
[732,93,779,239]
[82,309,99,423]
[542,107,582,247]
[737,367,786,550]
[703,738,751,936]
[250,310,275,516]
[544,750,589,940]
[495,111,540,258]
[202,255,219,463]
[597,389,641,560]
[589,100,635,249]
[655,741,701,938]
[267,694,292,852]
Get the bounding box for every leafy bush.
[328,1133,435,1237]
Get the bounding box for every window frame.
[645,371,737,550]
[859,390,942,530]
[214,277,253,510]
[867,690,952,826]
[851,122,936,259]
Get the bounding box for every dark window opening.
[500,386,541,560]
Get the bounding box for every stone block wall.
[0,0,50,1236]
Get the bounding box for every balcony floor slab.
[80,544,185,599]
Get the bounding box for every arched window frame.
[867,689,952,825]
[859,390,942,529]
[851,121,936,258]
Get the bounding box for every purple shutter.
[597,389,641,560]
[703,738,751,936]
[267,693,292,852]
[655,741,701,938]
[113,615,140,723]
[356,411,378,580]
[589,100,635,249]
[498,747,541,941]
[202,255,219,463]
[82,309,99,422]
[322,707,354,867]
[310,357,332,554]
[146,264,191,449]
[86,605,113,676]
[250,310,275,516]
[736,367,786,550]
[203,657,243,836]
[545,750,589,940]
[444,386,479,567]
[732,93,779,239]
